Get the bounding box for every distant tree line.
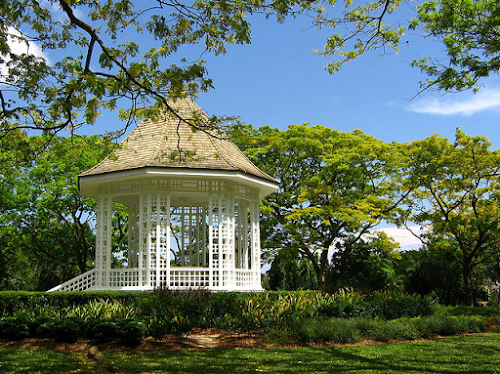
[230,125,500,306]
[1,126,500,306]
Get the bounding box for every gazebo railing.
[48,268,261,292]
[47,269,97,292]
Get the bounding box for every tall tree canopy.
[411,0,500,92]
[400,129,500,305]
[3,0,493,138]
[229,124,407,288]
[0,132,114,290]
[0,0,404,136]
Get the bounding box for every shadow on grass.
[2,334,500,373]
[100,333,500,374]
[0,348,94,373]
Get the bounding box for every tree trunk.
[463,264,474,306]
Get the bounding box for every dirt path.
[0,329,273,353]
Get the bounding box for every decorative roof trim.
[79,166,280,198]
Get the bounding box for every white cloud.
[377,226,423,250]
[0,27,50,79]
[407,89,500,116]
[6,27,49,61]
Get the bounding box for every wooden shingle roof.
[79,97,277,184]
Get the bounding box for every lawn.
[1,331,499,374]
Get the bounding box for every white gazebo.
[49,97,278,292]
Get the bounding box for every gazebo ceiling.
[79,97,279,198]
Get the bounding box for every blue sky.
[21,1,497,149]
[190,4,500,150]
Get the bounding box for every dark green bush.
[0,317,30,339]
[289,318,360,343]
[85,319,119,340]
[317,293,434,320]
[116,320,147,345]
[368,293,435,319]
[364,320,421,342]
[0,290,490,346]
[412,315,486,337]
[137,288,213,331]
[36,318,84,342]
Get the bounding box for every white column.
[165,194,171,288]
[155,193,162,288]
[95,195,112,289]
[219,193,236,289]
[251,200,262,290]
[208,194,215,288]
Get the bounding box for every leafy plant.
[0,318,30,340]
[64,298,136,321]
[289,318,360,343]
[36,318,83,342]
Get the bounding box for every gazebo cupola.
[49,97,278,291]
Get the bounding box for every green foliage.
[270,293,320,326]
[395,248,483,305]
[1,0,496,142]
[0,134,115,290]
[267,249,318,290]
[361,319,421,342]
[400,130,500,305]
[411,0,500,92]
[85,319,120,340]
[283,314,485,344]
[438,304,500,318]
[36,318,84,342]
[115,320,148,345]
[229,124,406,289]
[64,298,137,321]
[0,0,405,136]
[289,318,361,343]
[0,291,495,346]
[326,234,399,293]
[0,318,30,340]
[410,315,486,337]
[317,290,434,319]
[138,288,216,334]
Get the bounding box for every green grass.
[1,332,500,373]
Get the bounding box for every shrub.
[36,318,83,342]
[368,292,435,319]
[0,317,30,340]
[270,293,319,326]
[410,315,486,337]
[289,318,360,344]
[137,288,214,332]
[65,298,136,321]
[85,319,119,340]
[235,296,269,332]
[317,291,435,320]
[364,320,421,342]
[116,320,147,345]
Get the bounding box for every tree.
[326,231,399,293]
[8,0,484,138]
[395,248,468,305]
[314,0,500,94]
[230,124,408,289]
[0,133,114,289]
[0,130,32,289]
[400,129,500,305]
[1,0,496,139]
[267,248,318,291]
[411,0,500,92]
[0,0,380,136]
